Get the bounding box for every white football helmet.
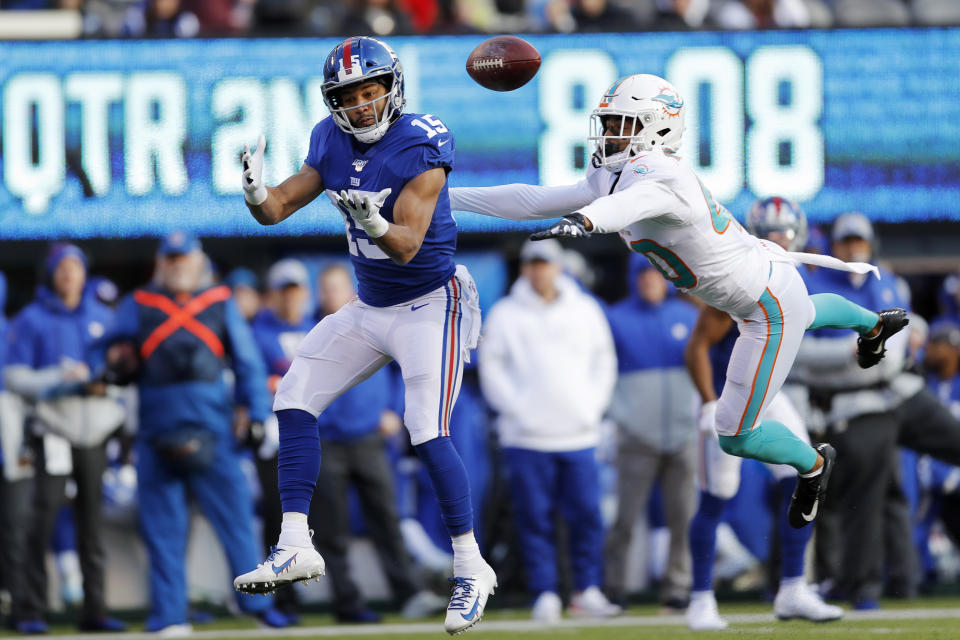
[589,74,686,171]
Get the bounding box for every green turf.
[3,597,958,639]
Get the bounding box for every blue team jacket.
[7,286,113,375]
[107,284,270,436]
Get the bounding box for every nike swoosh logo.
[411,303,429,311]
[872,342,884,354]
[438,138,450,147]
[802,501,819,522]
[271,553,298,575]
[460,598,480,621]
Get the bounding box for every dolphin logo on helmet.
[589,74,686,172]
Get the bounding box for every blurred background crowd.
[0,0,959,39]
[2,207,960,633]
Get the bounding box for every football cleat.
[531,591,562,623]
[788,443,836,529]
[774,582,843,622]
[233,545,325,595]
[444,562,497,635]
[856,308,908,369]
[685,592,728,631]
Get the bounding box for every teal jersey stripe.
[736,288,785,435]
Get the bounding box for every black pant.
[822,387,960,602]
[0,477,31,620]
[309,434,419,615]
[16,443,108,622]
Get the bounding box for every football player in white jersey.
[450,74,908,531]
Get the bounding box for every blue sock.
[779,478,811,580]
[808,293,879,333]
[277,409,321,514]
[690,492,727,592]
[414,437,473,536]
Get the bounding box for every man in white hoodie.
[478,239,618,622]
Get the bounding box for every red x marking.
[133,286,232,360]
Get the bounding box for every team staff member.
[4,245,125,634]
[103,231,289,634]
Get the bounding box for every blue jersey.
[709,325,738,398]
[305,113,457,307]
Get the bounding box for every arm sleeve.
[477,308,522,416]
[3,365,68,401]
[449,180,598,221]
[223,298,271,422]
[578,181,681,234]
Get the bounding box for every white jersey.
[578,150,771,317]
[449,149,879,319]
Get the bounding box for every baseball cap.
[159,230,202,256]
[832,212,874,243]
[929,322,960,349]
[520,239,564,264]
[45,243,88,276]
[267,258,310,290]
[225,267,258,291]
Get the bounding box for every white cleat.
[568,586,622,618]
[686,592,729,631]
[444,562,497,635]
[774,582,844,622]
[233,544,325,595]
[152,623,193,637]
[531,590,562,623]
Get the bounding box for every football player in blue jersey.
[231,36,495,635]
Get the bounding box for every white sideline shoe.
[531,591,562,623]
[774,582,844,622]
[444,562,497,635]
[233,544,325,594]
[152,623,193,637]
[686,591,728,631]
[568,586,622,618]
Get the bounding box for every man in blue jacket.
[4,245,125,634]
[103,231,288,634]
[604,255,699,611]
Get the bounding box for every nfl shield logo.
[353,159,368,172]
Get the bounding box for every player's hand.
[530,213,591,241]
[698,400,718,433]
[241,134,268,206]
[333,188,392,239]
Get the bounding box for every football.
[466,35,541,92]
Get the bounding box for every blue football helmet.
[746,196,808,251]
[322,36,405,144]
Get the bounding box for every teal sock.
[808,293,879,334]
[718,420,818,474]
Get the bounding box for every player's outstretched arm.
[449,181,597,221]
[684,305,734,406]
[335,168,446,265]
[241,135,324,226]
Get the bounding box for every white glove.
[333,188,392,239]
[241,134,268,206]
[698,400,718,433]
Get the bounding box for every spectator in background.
[122,0,200,37]
[479,239,619,622]
[603,257,699,612]
[570,0,639,31]
[713,0,811,28]
[249,258,314,617]
[4,245,126,634]
[339,0,414,36]
[226,267,262,322]
[102,231,290,634]
[653,0,712,28]
[309,263,447,623]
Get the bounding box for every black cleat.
[788,443,836,529]
[856,308,909,369]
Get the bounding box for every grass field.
[5,598,958,640]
